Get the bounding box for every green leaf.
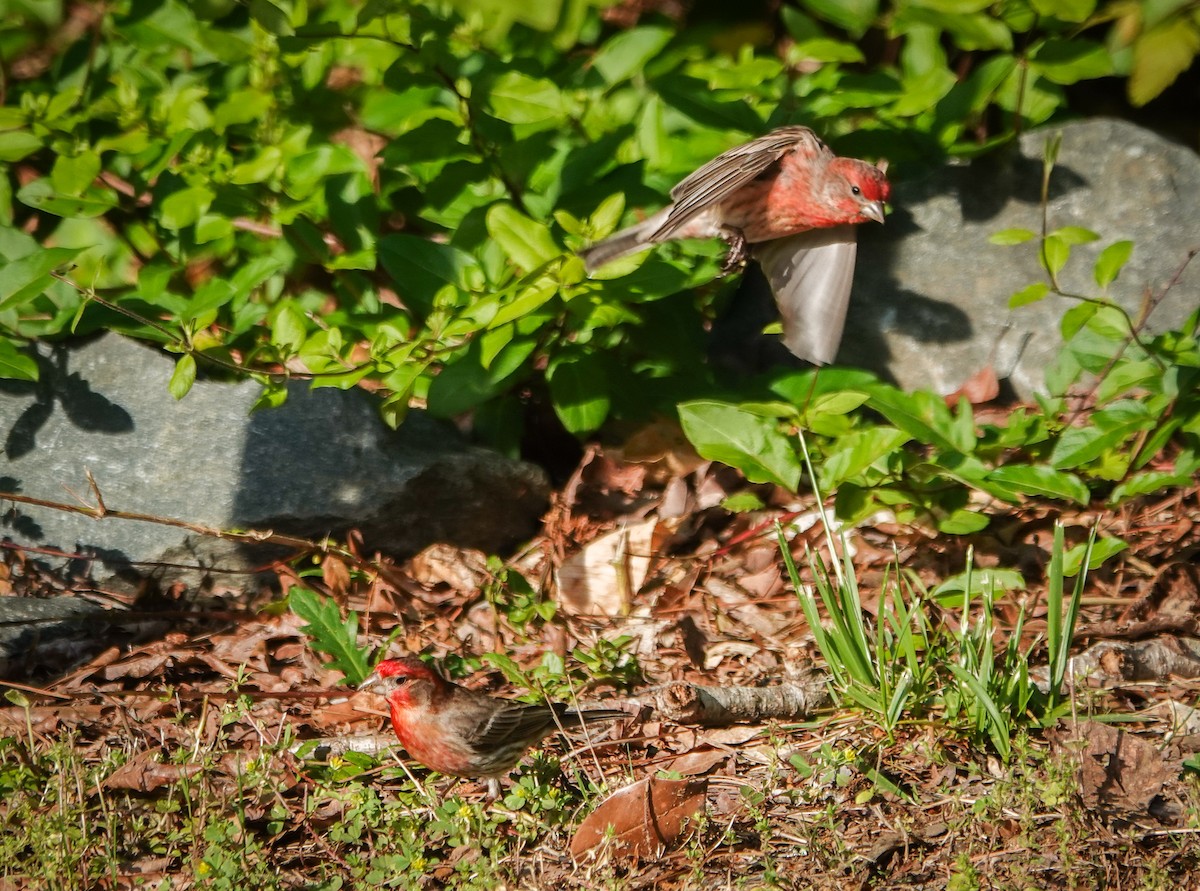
[0,130,42,162]
[1050,401,1154,469]
[1008,282,1050,308]
[16,179,117,218]
[1129,16,1200,106]
[379,234,478,314]
[820,427,910,488]
[1062,536,1127,576]
[1051,226,1100,245]
[288,587,370,684]
[0,246,81,312]
[168,354,197,400]
[866,387,973,454]
[801,0,879,37]
[1093,240,1133,288]
[1041,234,1069,277]
[248,0,294,34]
[592,26,674,83]
[984,464,1090,504]
[271,303,308,353]
[937,509,990,534]
[0,338,38,381]
[548,354,612,435]
[159,185,215,230]
[50,151,102,195]
[678,400,801,490]
[1032,38,1112,84]
[487,72,566,124]
[487,204,559,271]
[989,228,1036,245]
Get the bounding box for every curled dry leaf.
[1049,721,1180,821]
[570,775,707,860]
[556,518,657,616]
[103,750,204,793]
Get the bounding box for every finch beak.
[358,670,384,693]
[863,200,886,224]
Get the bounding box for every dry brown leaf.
[1050,721,1179,820]
[570,775,707,860]
[103,750,203,793]
[556,518,657,616]
[409,543,489,593]
[322,555,352,596]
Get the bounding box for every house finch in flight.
[358,657,626,797]
[580,125,890,365]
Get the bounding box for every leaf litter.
[1,439,1199,888]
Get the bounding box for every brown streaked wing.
[651,126,828,242]
[465,701,558,751]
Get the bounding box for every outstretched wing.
[754,225,858,366]
[652,126,828,242]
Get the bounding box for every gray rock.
[842,118,1200,396]
[0,332,550,594]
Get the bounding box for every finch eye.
[851,186,862,196]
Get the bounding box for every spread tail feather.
[579,208,671,273]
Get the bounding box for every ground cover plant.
[2,0,1200,888]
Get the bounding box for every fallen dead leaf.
[556,518,657,616]
[1050,721,1179,821]
[409,543,489,593]
[103,750,203,793]
[570,775,707,860]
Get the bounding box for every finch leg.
[719,228,748,275]
[485,777,502,801]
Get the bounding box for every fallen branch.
[654,673,829,726]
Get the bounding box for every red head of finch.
[359,657,625,795]
[580,126,890,365]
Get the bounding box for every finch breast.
[715,175,833,242]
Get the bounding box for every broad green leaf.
[937,509,990,534]
[487,72,566,124]
[548,354,612,435]
[0,338,38,381]
[1051,226,1100,245]
[287,587,370,683]
[1041,234,1069,277]
[801,0,879,37]
[820,427,910,488]
[0,130,42,162]
[16,179,117,218]
[867,386,973,454]
[1060,301,1099,339]
[159,185,215,230]
[1032,38,1112,84]
[1008,282,1050,309]
[1093,240,1133,288]
[989,228,1036,245]
[168,354,197,400]
[1030,0,1096,22]
[1129,16,1200,106]
[271,304,308,353]
[1050,400,1154,469]
[1062,536,1127,576]
[249,0,294,34]
[678,401,801,490]
[50,151,102,195]
[985,465,1090,504]
[487,204,559,271]
[379,234,478,313]
[0,246,81,311]
[591,26,673,83]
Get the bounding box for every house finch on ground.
[580,125,890,365]
[359,657,626,797]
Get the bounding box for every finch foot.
[719,229,749,275]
